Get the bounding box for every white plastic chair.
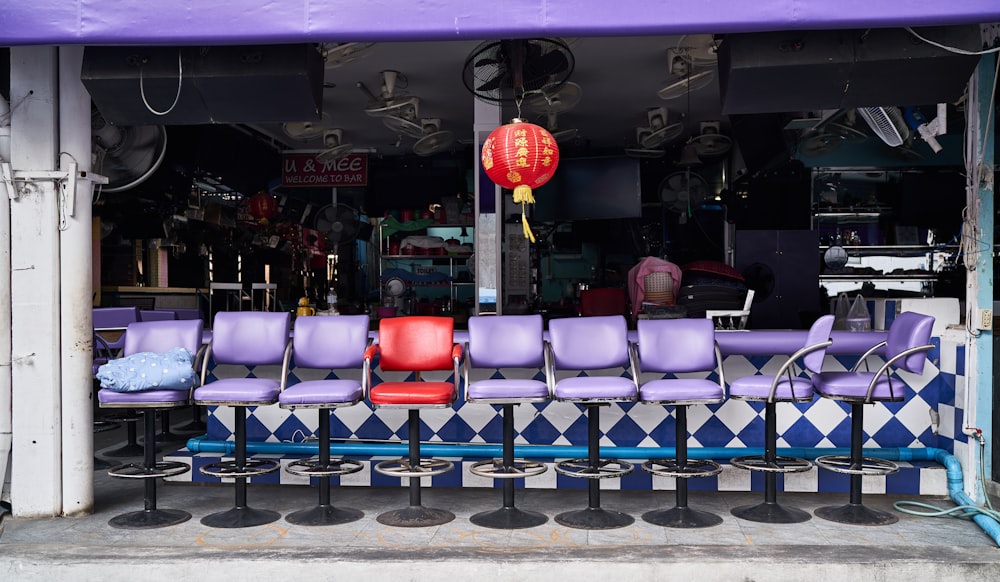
[705,289,755,330]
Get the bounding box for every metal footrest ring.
[555,458,633,479]
[199,458,280,479]
[469,458,547,479]
[643,458,722,479]
[730,455,812,473]
[814,455,899,476]
[286,457,364,478]
[108,460,190,480]
[374,457,453,478]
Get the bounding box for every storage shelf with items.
[811,169,961,295]
[377,220,474,318]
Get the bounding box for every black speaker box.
[719,25,982,114]
[846,27,981,107]
[719,30,854,115]
[82,44,323,125]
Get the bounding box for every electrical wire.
[139,50,183,116]
[904,27,1000,55]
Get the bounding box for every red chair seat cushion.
[370,381,455,405]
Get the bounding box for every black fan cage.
[462,38,575,104]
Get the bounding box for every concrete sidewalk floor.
[2,417,999,581]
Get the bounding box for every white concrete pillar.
[9,46,63,517]
[58,45,95,516]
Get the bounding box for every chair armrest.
[766,339,832,402]
[627,341,641,393]
[278,340,294,393]
[543,341,556,398]
[363,344,379,399]
[196,343,213,395]
[865,343,934,403]
[714,341,727,395]
[452,343,463,400]
[462,342,471,403]
[851,340,888,373]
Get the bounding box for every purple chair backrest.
[139,309,176,322]
[636,318,715,374]
[802,314,835,373]
[548,315,629,370]
[886,311,935,374]
[124,320,204,357]
[93,307,139,329]
[211,311,291,366]
[292,315,370,369]
[468,315,545,369]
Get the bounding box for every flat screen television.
[531,156,642,222]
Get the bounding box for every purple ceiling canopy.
[1,0,997,46]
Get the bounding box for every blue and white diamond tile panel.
[168,333,963,495]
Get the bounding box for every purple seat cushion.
[639,378,723,403]
[98,387,189,406]
[554,376,636,401]
[729,374,814,401]
[278,379,362,407]
[467,378,548,401]
[812,371,906,401]
[194,377,280,404]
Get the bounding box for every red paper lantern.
[481,119,560,242]
[248,191,278,223]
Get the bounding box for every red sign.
[281,153,368,187]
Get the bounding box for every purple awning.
[1,0,997,46]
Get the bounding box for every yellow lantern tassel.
[513,185,536,243]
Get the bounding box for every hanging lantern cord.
[512,185,536,243]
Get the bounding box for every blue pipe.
[186,436,1000,546]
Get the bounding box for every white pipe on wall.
[58,46,95,516]
[0,93,14,504]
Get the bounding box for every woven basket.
[644,272,674,304]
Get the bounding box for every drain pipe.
[0,94,12,504]
[187,437,1000,545]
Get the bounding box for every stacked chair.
[464,314,550,529]
[546,315,637,530]
[365,315,462,527]
[811,311,934,525]
[634,318,726,528]
[194,311,291,528]
[728,315,835,523]
[97,319,205,529]
[277,315,370,526]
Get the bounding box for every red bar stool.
[365,316,462,527]
[728,315,835,524]
[635,318,726,528]
[547,315,638,530]
[277,315,370,526]
[811,311,934,525]
[464,314,549,529]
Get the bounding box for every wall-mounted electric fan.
[462,38,575,103]
[92,107,168,193]
[314,203,367,243]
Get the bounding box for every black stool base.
[470,506,548,529]
[93,457,114,471]
[200,506,281,528]
[377,506,455,528]
[731,501,811,524]
[555,507,634,530]
[284,505,364,527]
[643,506,722,529]
[109,508,190,530]
[815,503,899,526]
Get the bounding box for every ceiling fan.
[91,107,168,193]
[689,121,733,159]
[635,107,683,149]
[462,38,575,103]
[316,129,354,162]
[320,42,376,69]
[359,70,420,118]
[412,119,455,156]
[524,81,583,114]
[283,112,335,141]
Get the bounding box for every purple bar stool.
[811,311,934,526]
[635,318,726,528]
[93,307,143,458]
[728,315,835,524]
[277,315,370,526]
[464,315,549,529]
[194,311,292,528]
[97,319,205,529]
[547,315,637,530]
